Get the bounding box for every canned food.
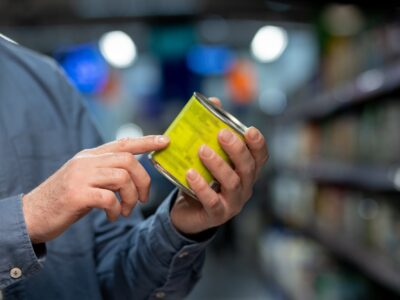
[148,92,247,198]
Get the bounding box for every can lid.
[194,92,247,135]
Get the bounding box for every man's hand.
[171,99,268,235]
[22,135,169,244]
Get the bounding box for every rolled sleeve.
[156,190,215,253]
[147,191,216,300]
[0,194,45,289]
[96,189,217,300]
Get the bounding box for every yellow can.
[148,92,247,198]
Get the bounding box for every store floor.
[186,249,275,300]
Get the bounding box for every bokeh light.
[99,31,137,68]
[251,25,288,63]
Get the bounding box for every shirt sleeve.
[53,60,215,299]
[94,189,215,300]
[0,194,46,289]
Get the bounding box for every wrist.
[170,192,216,238]
[171,215,206,236]
[176,225,218,242]
[22,194,43,244]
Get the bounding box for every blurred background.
[2,0,400,299]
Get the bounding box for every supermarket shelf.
[274,216,400,294]
[279,160,400,192]
[306,224,400,294]
[283,61,400,121]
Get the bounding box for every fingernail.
[220,129,235,144]
[187,168,198,180]
[248,127,260,141]
[200,145,213,158]
[157,135,170,144]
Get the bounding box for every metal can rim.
[193,92,248,135]
[148,153,198,199]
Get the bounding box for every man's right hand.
[22,135,170,244]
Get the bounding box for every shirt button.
[178,251,189,258]
[10,267,22,279]
[155,291,166,299]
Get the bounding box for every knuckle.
[111,169,128,183]
[117,137,130,150]
[213,156,225,169]
[196,180,209,193]
[90,189,103,202]
[235,141,247,155]
[245,160,256,175]
[237,163,256,181]
[102,192,116,209]
[149,135,158,144]
[207,196,220,210]
[255,140,267,151]
[119,170,131,183]
[142,174,151,187]
[121,152,135,165]
[226,175,241,190]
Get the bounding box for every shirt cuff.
[0,194,46,289]
[156,189,217,251]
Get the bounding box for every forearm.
[0,194,46,289]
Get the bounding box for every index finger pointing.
[89,135,170,155]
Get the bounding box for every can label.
[150,93,245,197]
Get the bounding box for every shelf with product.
[280,19,400,123]
[267,100,400,295]
[264,20,400,299]
[282,61,400,122]
[257,220,397,300]
[272,95,400,192]
[277,160,400,193]
[264,177,400,297]
[271,213,400,295]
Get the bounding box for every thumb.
[208,97,222,108]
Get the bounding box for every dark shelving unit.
[267,21,400,299]
[273,216,400,295]
[282,61,400,122]
[278,160,400,192]
[309,226,400,295]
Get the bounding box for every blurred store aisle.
[187,250,275,300]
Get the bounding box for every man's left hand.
[171,100,268,236]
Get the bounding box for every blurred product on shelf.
[275,99,400,166]
[271,179,400,263]
[259,229,370,300]
[266,13,400,298]
[318,20,400,94]
[285,21,400,122]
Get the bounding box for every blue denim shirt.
[0,37,212,299]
